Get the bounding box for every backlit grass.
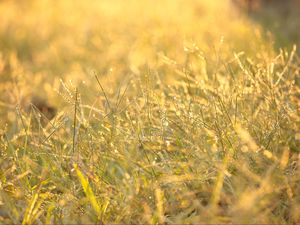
[0,0,299,224]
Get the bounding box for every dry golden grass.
[0,0,299,224]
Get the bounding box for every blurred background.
[234,0,300,48]
[0,0,299,125]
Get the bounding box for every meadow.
[0,0,299,224]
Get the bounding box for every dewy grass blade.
[73,88,78,155]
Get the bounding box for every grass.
[0,0,300,224]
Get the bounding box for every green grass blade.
[73,164,101,216]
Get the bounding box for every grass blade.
[73,164,101,216]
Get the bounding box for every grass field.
[0,0,300,224]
